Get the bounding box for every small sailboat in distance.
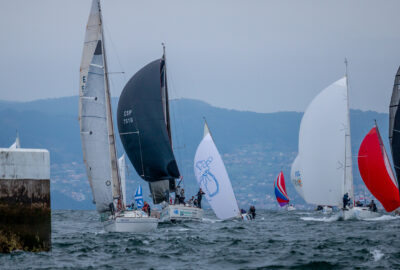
[194,120,250,220]
[79,0,158,232]
[274,172,294,210]
[358,123,400,213]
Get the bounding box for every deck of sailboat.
[160,204,204,223]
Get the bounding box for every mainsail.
[79,0,121,213]
[194,122,240,220]
[292,77,352,206]
[274,172,289,207]
[358,125,400,212]
[389,66,400,187]
[117,52,180,204]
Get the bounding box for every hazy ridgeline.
[0,97,388,210]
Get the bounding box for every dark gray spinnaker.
[117,56,180,204]
[389,66,400,188]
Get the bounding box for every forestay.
[194,123,240,220]
[296,77,351,206]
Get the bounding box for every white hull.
[287,206,296,211]
[160,204,203,222]
[241,213,253,220]
[341,207,380,220]
[103,210,158,233]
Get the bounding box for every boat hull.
[160,204,203,222]
[103,211,158,233]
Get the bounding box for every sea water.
[1,210,399,269]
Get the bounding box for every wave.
[301,214,341,222]
[370,249,384,262]
[364,215,400,221]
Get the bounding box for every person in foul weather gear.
[197,188,206,209]
[175,185,181,204]
[342,193,350,209]
[369,200,377,212]
[142,201,151,216]
[249,206,256,219]
[179,188,186,204]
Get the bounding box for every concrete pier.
[0,147,50,252]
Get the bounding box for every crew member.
[197,188,205,208]
[342,193,350,209]
[249,205,256,219]
[369,200,377,212]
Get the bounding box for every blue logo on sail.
[196,157,219,197]
[134,185,144,208]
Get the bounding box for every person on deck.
[240,209,246,214]
[179,188,186,204]
[355,200,363,207]
[368,200,377,212]
[175,185,181,204]
[249,206,256,219]
[342,193,350,209]
[197,188,205,208]
[193,199,199,208]
[142,201,151,216]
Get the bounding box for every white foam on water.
[364,215,400,221]
[301,213,341,222]
[202,218,222,223]
[370,249,384,262]
[143,240,150,245]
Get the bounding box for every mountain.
[0,96,389,210]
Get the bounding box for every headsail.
[134,185,144,208]
[389,66,400,187]
[274,172,289,207]
[117,53,180,204]
[293,77,351,206]
[290,155,305,200]
[79,0,121,212]
[194,122,240,220]
[358,125,400,212]
[118,155,127,208]
[9,133,20,149]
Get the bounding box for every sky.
[0,0,399,113]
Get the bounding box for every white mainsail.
[79,0,121,213]
[194,122,240,220]
[118,155,127,208]
[293,77,353,206]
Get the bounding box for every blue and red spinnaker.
[274,171,289,207]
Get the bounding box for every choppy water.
[1,210,400,269]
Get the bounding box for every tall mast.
[98,1,123,206]
[344,58,354,204]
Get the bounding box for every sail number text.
[123,110,133,125]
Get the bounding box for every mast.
[98,1,123,206]
[344,58,354,205]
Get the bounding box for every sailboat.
[389,66,400,211]
[274,172,295,211]
[290,73,356,219]
[358,123,400,214]
[79,0,158,232]
[194,121,250,220]
[117,45,203,222]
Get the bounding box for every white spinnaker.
[79,0,113,212]
[297,77,350,206]
[290,155,305,200]
[194,124,240,220]
[118,155,127,208]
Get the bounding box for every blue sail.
[134,185,144,208]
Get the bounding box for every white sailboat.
[194,121,249,220]
[79,0,158,232]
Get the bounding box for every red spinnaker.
[358,126,400,212]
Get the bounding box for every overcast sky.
[0,0,399,113]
